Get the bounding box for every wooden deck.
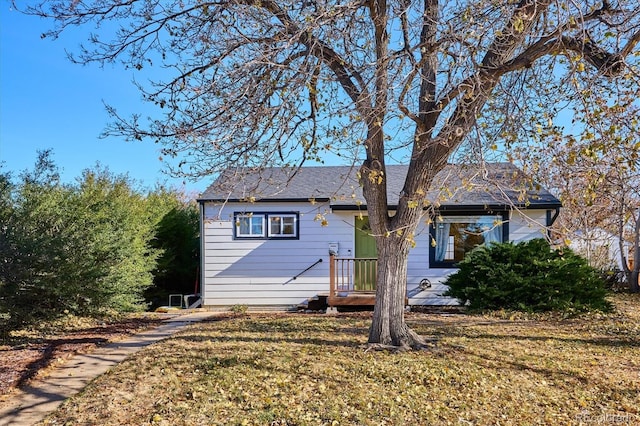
[328,292,376,306]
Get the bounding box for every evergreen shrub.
[443,239,612,312]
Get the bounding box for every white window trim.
[235,214,266,238]
[234,212,299,240]
[267,214,298,238]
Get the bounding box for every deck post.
[329,254,335,306]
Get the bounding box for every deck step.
[296,294,328,311]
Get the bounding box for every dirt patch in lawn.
[0,314,165,406]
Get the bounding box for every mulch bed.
[0,316,164,405]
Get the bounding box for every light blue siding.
[202,202,552,308]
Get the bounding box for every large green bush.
[0,151,197,331]
[145,188,200,309]
[443,239,612,312]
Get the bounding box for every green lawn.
[42,294,639,425]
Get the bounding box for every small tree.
[520,78,640,293]
[72,166,161,312]
[0,151,77,324]
[0,171,17,331]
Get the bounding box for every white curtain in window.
[239,217,250,235]
[482,219,502,245]
[435,223,450,261]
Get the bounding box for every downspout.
[546,207,560,239]
[199,201,206,303]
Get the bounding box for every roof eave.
[329,202,562,211]
[199,197,561,210]
[197,197,331,204]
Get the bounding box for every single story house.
[197,162,561,310]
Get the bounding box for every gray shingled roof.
[198,162,561,209]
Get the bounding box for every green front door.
[354,216,377,291]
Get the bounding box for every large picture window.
[234,212,299,239]
[430,213,507,267]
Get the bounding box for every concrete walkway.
[0,312,217,426]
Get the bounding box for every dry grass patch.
[42,295,639,425]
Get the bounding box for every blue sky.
[0,5,208,193]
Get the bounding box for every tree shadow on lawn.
[412,321,639,393]
[463,332,639,348]
[164,318,639,404]
[149,332,359,384]
[408,317,639,349]
[167,329,610,394]
[455,343,640,406]
[457,344,592,385]
[171,332,365,349]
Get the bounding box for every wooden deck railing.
[329,255,378,300]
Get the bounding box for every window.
[234,212,299,239]
[269,214,297,237]
[235,214,265,238]
[430,213,507,267]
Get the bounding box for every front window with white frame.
[234,212,299,239]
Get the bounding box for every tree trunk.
[359,152,429,350]
[368,235,426,349]
[631,270,640,294]
[630,214,640,293]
